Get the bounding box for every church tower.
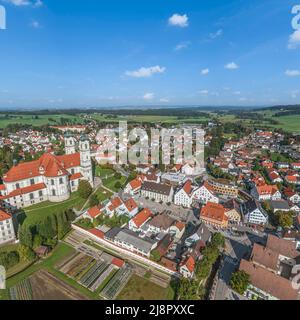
[64,133,76,155]
[79,135,94,187]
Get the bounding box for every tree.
[114,181,122,190]
[230,270,250,295]
[33,234,43,249]
[178,279,202,300]
[56,211,71,240]
[89,194,99,207]
[78,180,93,199]
[0,251,20,269]
[18,224,33,248]
[211,233,225,249]
[18,245,36,262]
[151,249,161,262]
[275,211,293,229]
[37,217,56,240]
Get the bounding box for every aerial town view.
[0,0,300,308]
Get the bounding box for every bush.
[89,194,99,207]
[114,181,122,189]
[0,251,20,269]
[18,245,36,262]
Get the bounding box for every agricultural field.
[101,264,133,300]
[9,270,88,300]
[0,114,82,128]
[90,113,210,124]
[59,250,123,297]
[117,274,174,300]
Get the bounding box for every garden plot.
[79,260,108,288]
[59,251,122,294]
[100,264,133,300]
[9,279,33,300]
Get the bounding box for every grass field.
[266,115,300,133]
[95,166,116,178]
[0,114,82,128]
[102,176,127,192]
[94,187,113,202]
[117,274,174,300]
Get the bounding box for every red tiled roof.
[0,183,46,200]
[0,209,11,222]
[129,178,142,190]
[70,173,83,181]
[89,228,105,239]
[111,257,125,268]
[132,208,153,228]
[124,198,138,212]
[109,197,123,211]
[183,180,192,195]
[0,185,6,191]
[239,259,298,300]
[3,153,80,182]
[256,184,279,195]
[200,202,228,222]
[182,256,195,273]
[87,206,102,219]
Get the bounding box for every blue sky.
[0,0,299,108]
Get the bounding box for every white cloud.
[174,41,190,51]
[30,20,40,28]
[199,90,209,95]
[125,66,166,78]
[143,93,154,100]
[291,90,299,99]
[233,91,241,95]
[285,69,300,77]
[209,29,223,39]
[160,98,169,103]
[5,0,42,6]
[201,68,210,75]
[288,30,300,49]
[225,62,239,70]
[5,0,30,5]
[168,14,189,28]
[33,0,43,7]
[239,97,248,101]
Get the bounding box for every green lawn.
[20,192,86,227]
[95,187,113,202]
[117,274,174,300]
[95,166,116,178]
[102,176,127,192]
[267,115,300,133]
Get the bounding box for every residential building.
[128,208,153,232]
[241,199,268,226]
[185,223,211,247]
[105,227,157,258]
[192,181,219,205]
[141,181,174,203]
[0,210,16,245]
[199,202,229,228]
